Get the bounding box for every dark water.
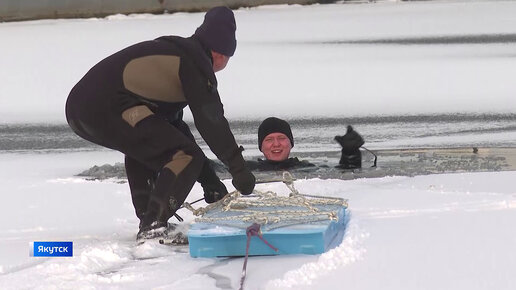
[0,124,94,151]
[1,113,515,153]
[318,33,516,45]
[4,113,513,181]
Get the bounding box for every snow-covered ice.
[1,0,516,289]
[1,0,516,123]
[1,151,515,289]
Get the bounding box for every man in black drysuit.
[65,7,255,240]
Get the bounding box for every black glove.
[334,125,365,154]
[227,147,256,195]
[202,180,228,203]
[335,125,364,169]
[231,167,256,195]
[197,159,229,203]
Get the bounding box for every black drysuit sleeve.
[178,57,245,172]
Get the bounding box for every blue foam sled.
[188,207,348,257]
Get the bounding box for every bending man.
[65,7,255,240]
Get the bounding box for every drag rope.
[183,172,348,231]
[240,223,278,290]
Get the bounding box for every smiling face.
[261,133,292,162]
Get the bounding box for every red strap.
[239,223,278,290]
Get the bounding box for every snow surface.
[1,150,516,289]
[1,1,516,289]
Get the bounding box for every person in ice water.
[65,7,255,240]
[246,117,315,171]
[247,117,365,171]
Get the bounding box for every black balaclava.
[194,6,237,57]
